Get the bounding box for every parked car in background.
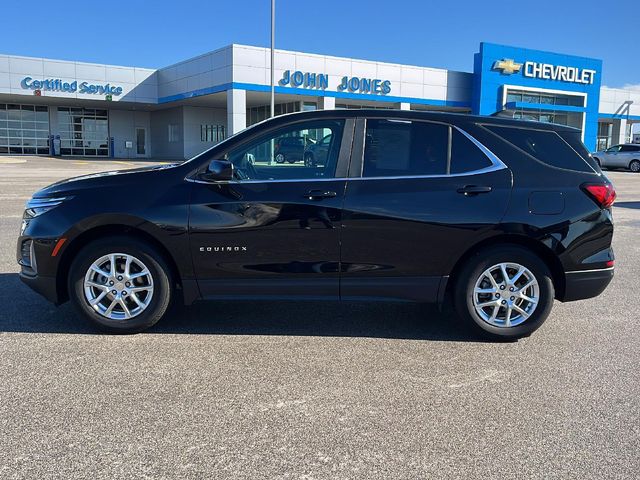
[591,144,640,172]
[304,133,334,167]
[274,136,305,163]
[18,110,615,340]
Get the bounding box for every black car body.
[18,110,615,338]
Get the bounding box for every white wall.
[599,87,640,117]
[153,44,474,106]
[157,46,233,101]
[183,106,227,158]
[229,44,474,105]
[109,110,151,159]
[0,54,157,103]
[150,107,185,160]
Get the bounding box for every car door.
[620,145,640,168]
[339,117,512,302]
[603,145,621,167]
[189,117,353,299]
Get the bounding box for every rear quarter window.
[557,131,601,171]
[450,129,493,174]
[484,125,595,173]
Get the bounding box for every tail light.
[581,183,616,209]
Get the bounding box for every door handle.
[457,185,493,196]
[304,190,337,200]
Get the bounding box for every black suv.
[18,110,615,339]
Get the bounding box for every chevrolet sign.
[523,62,596,85]
[492,58,597,85]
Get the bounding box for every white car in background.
[592,144,640,172]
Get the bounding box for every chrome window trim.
[186,176,350,185]
[453,126,508,171]
[347,163,506,181]
[185,125,508,185]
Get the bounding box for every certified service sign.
[21,77,124,95]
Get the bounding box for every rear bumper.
[562,267,614,302]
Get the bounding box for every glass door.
[136,127,147,156]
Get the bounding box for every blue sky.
[2,0,636,88]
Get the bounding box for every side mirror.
[201,160,234,182]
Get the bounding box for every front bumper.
[19,271,60,304]
[562,267,614,302]
[17,234,65,305]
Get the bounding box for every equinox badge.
[199,246,248,252]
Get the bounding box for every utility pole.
[270,0,275,118]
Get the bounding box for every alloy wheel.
[472,262,539,328]
[83,253,154,320]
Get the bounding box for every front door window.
[225,120,344,181]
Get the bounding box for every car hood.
[34,163,180,197]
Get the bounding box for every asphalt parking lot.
[1,156,639,479]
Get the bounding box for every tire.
[275,153,285,164]
[454,245,555,340]
[68,236,173,333]
[287,156,297,164]
[629,159,640,173]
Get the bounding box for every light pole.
[270,0,275,118]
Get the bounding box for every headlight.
[24,196,72,218]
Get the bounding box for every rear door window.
[363,119,448,177]
[620,145,640,152]
[484,125,594,172]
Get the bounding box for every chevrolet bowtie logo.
[493,58,523,75]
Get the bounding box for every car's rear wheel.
[68,236,172,333]
[454,245,554,340]
[629,159,640,173]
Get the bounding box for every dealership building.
[0,42,638,159]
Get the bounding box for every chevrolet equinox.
[18,110,615,339]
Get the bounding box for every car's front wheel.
[68,236,173,333]
[454,245,555,340]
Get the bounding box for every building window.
[506,89,584,107]
[335,103,393,110]
[168,124,180,143]
[0,104,50,155]
[512,110,583,128]
[246,102,301,127]
[57,107,108,156]
[597,122,613,151]
[201,124,226,143]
